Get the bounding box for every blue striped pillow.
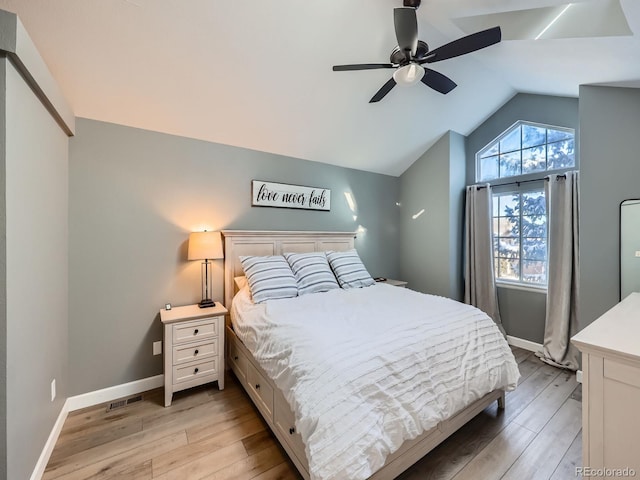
[284,252,340,296]
[326,250,375,289]
[239,255,298,303]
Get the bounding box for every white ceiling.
[0,0,638,176]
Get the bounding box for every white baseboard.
[66,374,164,412]
[31,374,164,479]
[30,400,69,480]
[507,335,543,353]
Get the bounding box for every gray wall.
[399,131,466,300]
[0,54,6,480]
[4,58,69,480]
[68,118,400,395]
[465,93,579,343]
[579,85,640,328]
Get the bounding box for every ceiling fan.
[332,0,502,103]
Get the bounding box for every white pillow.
[326,249,376,289]
[284,252,340,295]
[239,255,298,303]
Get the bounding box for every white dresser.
[571,292,640,478]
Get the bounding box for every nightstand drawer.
[173,339,217,365]
[172,318,217,344]
[173,358,217,384]
[247,363,274,418]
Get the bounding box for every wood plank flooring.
[45,347,581,480]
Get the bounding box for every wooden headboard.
[221,230,356,310]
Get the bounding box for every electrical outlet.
[51,379,56,402]
[635,251,640,258]
[153,341,162,356]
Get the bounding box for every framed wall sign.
[252,180,331,211]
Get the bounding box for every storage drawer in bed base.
[225,325,505,480]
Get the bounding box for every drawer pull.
[194,329,199,335]
[289,427,295,435]
[234,355,239,360]
[194,367,199,374]
[194,349,199,356]
[255,384,260,390]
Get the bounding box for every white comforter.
[231,284,520,480]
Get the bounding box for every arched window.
[476,121,575,182]
[476,121,575,288]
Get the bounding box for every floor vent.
[107,394,143,412]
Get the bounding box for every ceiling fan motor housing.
[403,0,421,8]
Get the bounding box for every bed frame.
[221,230,505,480]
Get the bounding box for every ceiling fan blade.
[369,78,397,103]
[333,64,394,71]
[423,26,501,64]
[421,68,457,94]
[394,7,418,61]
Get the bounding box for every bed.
[222,230,519,480]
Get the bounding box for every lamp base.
[198,299,216,308]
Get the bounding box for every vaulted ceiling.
[0,0,638,176]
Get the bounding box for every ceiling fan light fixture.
[393,64,425,87]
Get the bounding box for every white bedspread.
[231,284,520,480]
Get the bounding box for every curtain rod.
[475,174,566,190]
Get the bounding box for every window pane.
[547,139,575,170]
[522,260,546,285]
[521,191,546,215]
[500,126,521,153]
[497,257,520,280]
[481,142,499,158]
[480,155,499,181]
[497,194,518,217]
[498,217,518,237]
[500,151,521,177]
[547,128,572,143]
[522,124,546,148]
[522,237,547,260]
[522,217,547,237]
[522,145,546,174]
[496,238,519,258]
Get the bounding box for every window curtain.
[536,171,580,370]
[464,184,505,335]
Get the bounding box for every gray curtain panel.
[464,184,505,335]
[536,171,580,371]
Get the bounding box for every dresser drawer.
[172,358,217,384]
[172,318,217,344]
[229,339,248,382]
[247,363,274,418]
[173,339,217,365]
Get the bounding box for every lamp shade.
[188,231,224,260]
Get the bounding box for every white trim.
[507,335,543,353]
[66,374,164,412]
[30,400,69,480]
[497,282,547,295]
[30,375,164,479]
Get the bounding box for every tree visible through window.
[493,190,547,286]
[477,121,575,181]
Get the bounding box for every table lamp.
[188,231,224,308]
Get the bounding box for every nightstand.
[377,278,408,288]
[160,303,228,407]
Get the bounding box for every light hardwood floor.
[44,347,581,480]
